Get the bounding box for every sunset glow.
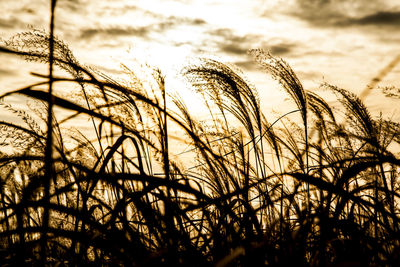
[1,0,400,122]
[2,1,400,265]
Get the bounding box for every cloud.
[79,16,206,40]
[268,43,295,56]
[167,16,206,26]
[327,11,400,27]
[95,3,154,18]
[286,0,400,27]
[0,67,15,76]
[206,28,257,55]
[219,43,248,55]
[56,0,83,12]
[80,26,152,39]
[348,11,400,25]
[0,17,24,29]
[207,28,295,57]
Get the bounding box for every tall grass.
[1,3,400,266]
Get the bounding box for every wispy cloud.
[0,67,15,76]
[0,18,20,29]
[319,10,400,27]
[80,26,153,39]
[79,16,206,40]
[344,11,400,26]
[206,28,296,57]
[288,0,400,27]
[234,42,297,71]
[57,0,84,12]
[268,43,296,56]
[210,28,251,55]
[202,28,297,72]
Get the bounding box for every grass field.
[1,1,400,266]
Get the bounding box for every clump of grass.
[1,2,400,266]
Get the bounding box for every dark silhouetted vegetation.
[1,1,400,266]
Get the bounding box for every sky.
[1,0,400,123]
